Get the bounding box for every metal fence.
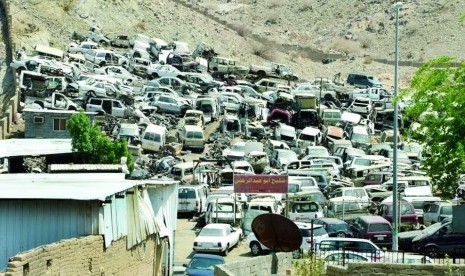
[311,248,465,266]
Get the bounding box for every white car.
[67,41,99,54]
[94,66,138,85]
[247,221,329,258]
[193,223,243,256]
[147,64,185,79]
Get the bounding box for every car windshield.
[333,202,361,212]
[354,158,371,166]
[299,134,316,141]
[352,133,369,143]
[199,228,224,237]
[188,257,224,270]
[328,223,350,232]
[231,144,245,152]
[441,206,453,215]
[307,149,328,156]
[279,150,297,159]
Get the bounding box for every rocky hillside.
[6,0,465,88]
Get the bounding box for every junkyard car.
[193,223,243,256]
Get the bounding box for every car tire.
[223,245,229,256]
[424,246,439,258]
[250,241,262,256]
[87,91,96,97]
[336,231,346,238]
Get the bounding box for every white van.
[296,127,322,149]
[170,162,195,183]
[181,125,205,153]
[205,196,243,224]
[141,124,166,152]
[178,185,209,216]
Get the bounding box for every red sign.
[233,175,288,193]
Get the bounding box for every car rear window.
[368,223,390,232]
[301,227,326,237]
[178,188,196,199]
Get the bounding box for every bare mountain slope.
[8,0,460,88]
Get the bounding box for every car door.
[157,96,169,112]
[111,100,125,117]
[424,204,439,226]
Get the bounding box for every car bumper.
[193,247,224,253]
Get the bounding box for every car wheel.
[223,245,229,256]
[100,40,108,46]
[412,242,422,252]
[250,241,262,256]
[292,249,302,259]
[336,231,346,238]
[424,246,439,258]
[87,91,96,97]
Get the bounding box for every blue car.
[184,254,225,276]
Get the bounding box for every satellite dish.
[251,213,302,252]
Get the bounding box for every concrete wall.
[1,235,158,276]
[326,262,465,276]
[215,252,293,276]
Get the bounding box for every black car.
[411,221,465,258]
[398,221,444,251]
[313,218,353,238]
[166,51,199,72]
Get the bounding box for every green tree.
[67,111,135,172]
[404,57,465,198]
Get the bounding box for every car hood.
[398,230,422,240]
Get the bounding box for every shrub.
[136,21,146,31]
[62,0,76,13]
[268,0,282,8]
[299,3,313,12]
[364,55,373,64]
[265,11,280,25]
[332,37,360,55]
[236,23,251,38]
[252,43,276,61]
[292,255,325,276]
[359,34,373,49]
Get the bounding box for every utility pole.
[392,1,403,251]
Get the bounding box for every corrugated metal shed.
[0,138,72,158]
[0,173,135,201]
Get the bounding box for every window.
[368,223,390,232]
[178,188,196,199]
[53,118,66,131]
[33,116,44,124]
[113,101,122,108]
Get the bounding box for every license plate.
[376,236,385,241]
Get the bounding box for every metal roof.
[0,139,73,158]
[0,173,136,201]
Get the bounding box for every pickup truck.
[67,41,99,55]
[349,87,391,101]
[84,49,118,67]
[325,196,372,223]
[26,92,79,111]
[86,26,111,45]
[208,56,249,78]
[249,62,298,81]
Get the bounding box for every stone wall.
[1,235,158,276]
[326,262,465,276]
[215,252,293,276]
